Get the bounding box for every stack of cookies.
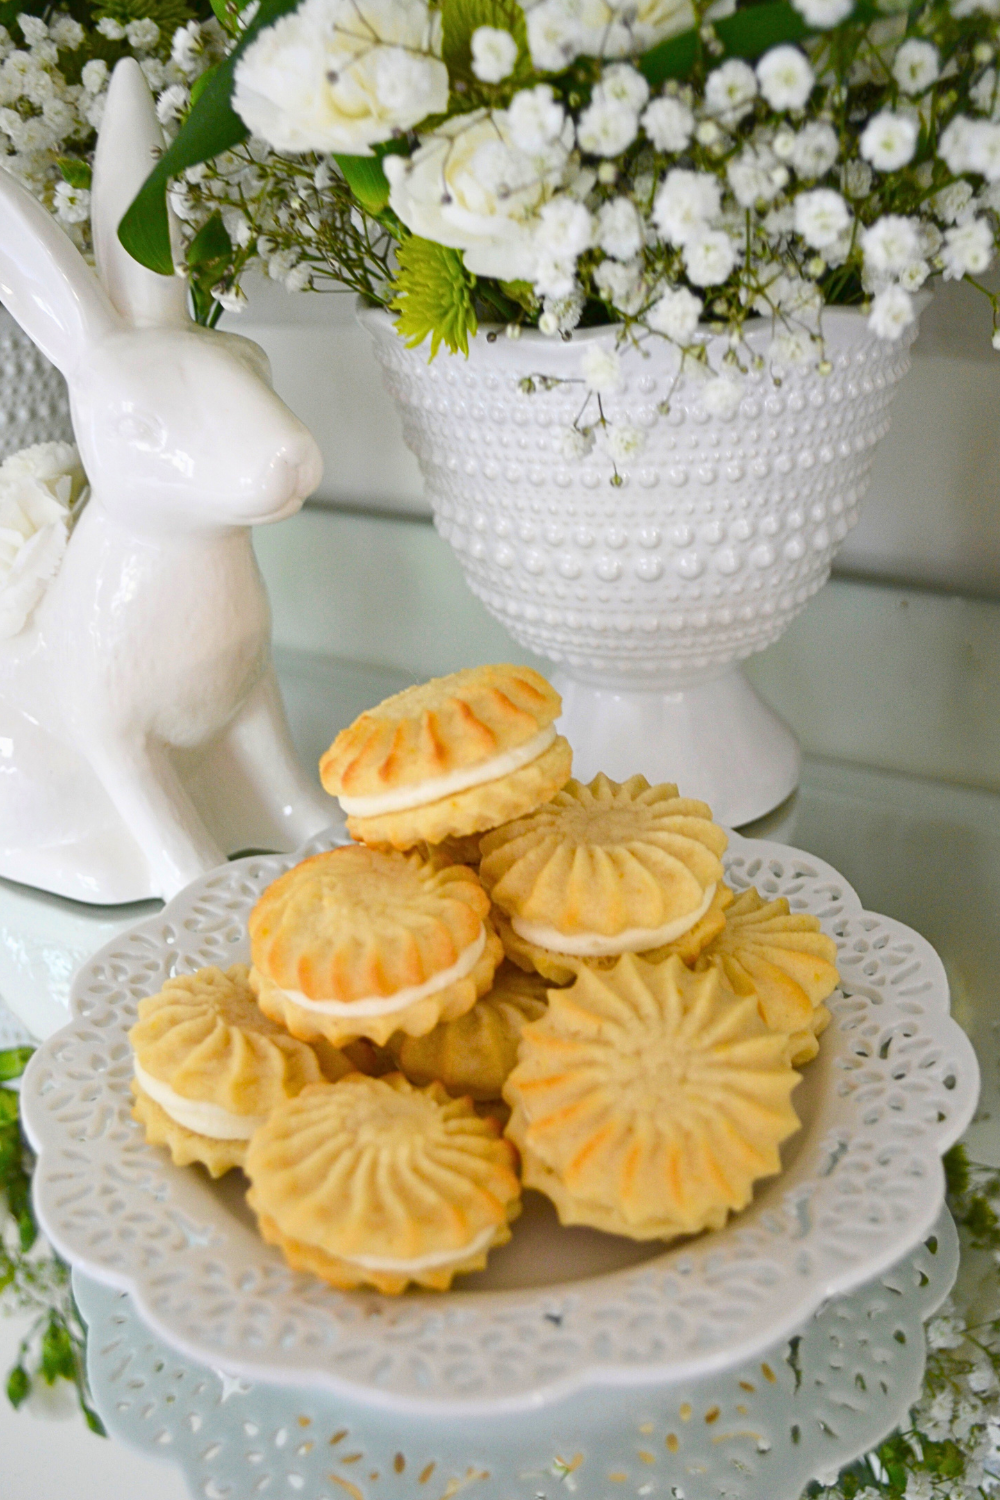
[128,662,841,1296]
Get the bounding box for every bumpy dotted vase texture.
[362,307,920,822]
[0,306,72,459]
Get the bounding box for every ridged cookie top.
[387,962,551,1099]
[129,964,322,1109]
[320,664,561,798]
[697,888,840,1034]
[249,846,490,1002]
[480,773,727,939]
[245,1074,521,1263]
[504,955,800,1234]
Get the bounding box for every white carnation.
[581,342,622,392]
[868,284,915,339]
[641,94,694,152]
[794,187,850,247]
[704,58,757,121]
[757,46,815,111]
[892,39,939,94]
[791,0,853,24]
[859,111,918,171]
[508,84,565,151]
[789,121,839,178]
[652,167,721,245]
[233,0,449,154]
[0,442,86,639]
[861,214,921,273]
[683,228,736,285]
[471,26,518,82]
[941,217,995,278]
[597,196,643,259]
[646,285,703,339]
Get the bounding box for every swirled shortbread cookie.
[504,955,800,1240]
[249,846,501,1046]
[320,665,572,849]
[128,964,330,1177]
[245,1074,522,1293]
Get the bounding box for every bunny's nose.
[255,434,324,523]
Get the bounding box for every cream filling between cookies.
[336,724,557,818]
[336,1223,497,1273]
[511,882,718,957]
[276,925,487,1017]
[134,1063,266,1140]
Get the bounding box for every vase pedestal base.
[551,666,801,827]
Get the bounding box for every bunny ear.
[92,58,190,329]
[0,167,121,376]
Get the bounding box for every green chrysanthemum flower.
[390,236,478,360]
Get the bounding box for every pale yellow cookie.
[387,962,551,1100]
[695,888,840,1066]
[494,885,734,984]
[245,1074,522,1293]
[480,774,727,972]
[319,664,572,850]
[503,955,800,1240]
[128,963,326,1176]
[249,846,502,1046]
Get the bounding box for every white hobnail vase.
[361,304,922,824]
[0,305,72,460]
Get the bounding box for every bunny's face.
[69,326,323,532]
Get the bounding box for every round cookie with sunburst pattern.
[386,961,551,1100]
[503,954,801,1240]
[320,665,572,850]
[129,964,334,1177]
[480,774,727,979]
[695,887,840,1065]
[245,1074,522,1293]
[249,845,502,1047]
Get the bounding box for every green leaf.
[57,159,92,191]
[440,0,532,100]
[187,210,233,268]
[118,0,302,274]
[0,1090,19,1125]
[190,62,219,107]
[6,1365,29,1409]
[0,1047,33,1082]
[83,1403,107,1437]
[390,236,478,358]
[334,154,392,216]
[40,1319,76,1385]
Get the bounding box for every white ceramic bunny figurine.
[0,59,337,904]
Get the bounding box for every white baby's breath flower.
[790,121,839,178]
[125,18,160,52]
[53,179,90,224]
[859,110,919,170]
[525,0,580,72]
[562,426,595,459]
[508,84,565,151]
[704,58,757,121]
[702,376,742,417]
[534,196,593,295]
[0,441,86,639]
[49,15,84,49]
[652,168,721,245]
[757,46,815,111]
[933,179,974,222]
[683,228,736,285]
[233,0,449,154]
[941,216,995,277]
[842,157,873,198]
[171,20,204,78]
[647,284,703,339]
[899,258,930,289]
[600,62,650,111]
[471,26,518,83]
[768,324,814,364]
[602,422,646,462]
[18,14,48,46]
[594,256,645,312]
[967,119,1000,178]
[868,283,915,338]
[861,214,921,272]
[893,39,939,93]
[940,114,975,174]
[156,83,189,126]
[728,144,788,206]
[597,196,643,259]
[213,284,248,313]
[791,0,853,24]
[641,94,694,151]
[577,94,639,156]
[794,188,850,248]
[525,0,695,66]
[581,342,622,392]
[971,67,999,116]
[81,57,108,93]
